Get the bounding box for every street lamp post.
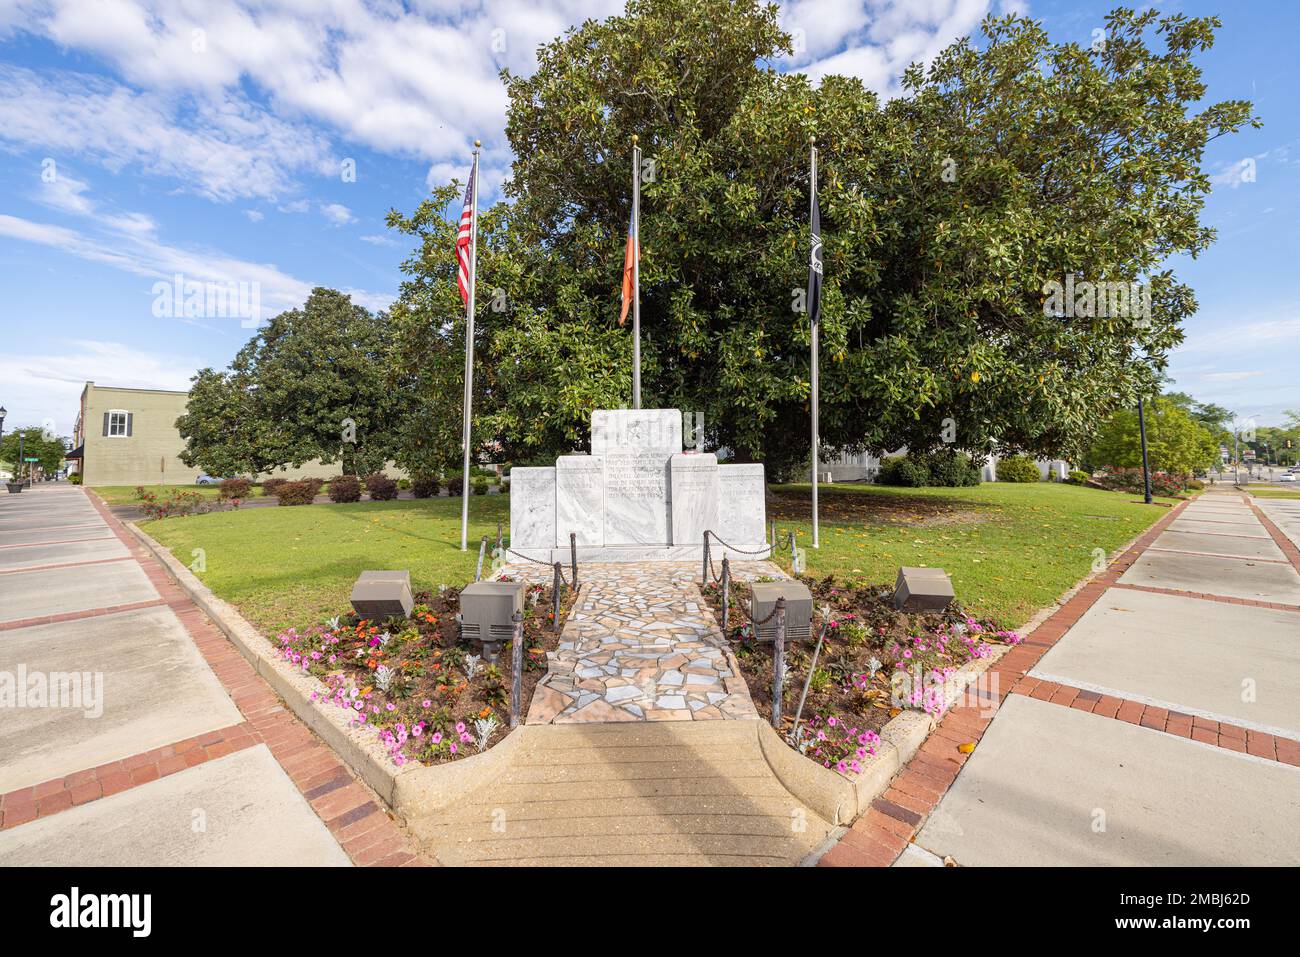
[1137,395,1153,505]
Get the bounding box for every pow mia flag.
[807,164,822,328]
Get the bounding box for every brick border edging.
[818,495,1202,867]
[1243,494,1300,573]
[0,489,429,866]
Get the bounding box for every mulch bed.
[702,574,1020,774]
[274,578,573,767]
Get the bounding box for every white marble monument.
[509,409,770,562]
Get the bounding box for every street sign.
[23,457,39,462]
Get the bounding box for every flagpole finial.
[809,134,816,145]
[632,134,638,145]
[474,139,481,149]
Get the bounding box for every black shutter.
[102,412,110,436]
[126,413,133,437]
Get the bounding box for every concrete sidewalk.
[0,484,418,866]
[820,489,1300,868]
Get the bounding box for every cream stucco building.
[70,382,358,487]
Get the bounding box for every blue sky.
[0,0,1295,437]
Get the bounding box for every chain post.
[770,520,776,547]
[720,556,730,634]
[569,532,578,593]
[552,562,563,632]
[772,596,787,728]
[475,535,488,581]
[702,531,711,585]
[788,530,797,570]
[496,521,503,555]
[509,610,524,729]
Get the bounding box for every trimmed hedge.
[276,480,318,506]
[446,475,464,496]
[996,455,1042,483]
[329,475,362,503]
[471,476,488,495]
[411,474,440,498]
[261,478,289,497]
[218,478,252,500]
[365,472,398,501]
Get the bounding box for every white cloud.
[360,233,399,246]
[1203,370,1266,382]
[320,202,356,225]
[243,209,264,222]
[0,64,336,201]
[0,339,201,435]
[791,0,996,97]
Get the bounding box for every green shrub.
[1067,469,1091,485]
[877,455,931,487]
[1186,478,1204,491]
[365,472,398,501]
[328,475,362,503]
[446,475,464,496]
[921,450,981,487]
[276,480,317,506]
[471,476,488,495]
[411,474,439,498]
[397,478,411,490]
[68,473,82,485]
[997,455,1042,483]
[218,477,252,500]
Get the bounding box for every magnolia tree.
[177,288,407,477]
[385,0,1254,478]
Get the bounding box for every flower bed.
[702,575,1020,775]
[275,579,571,767]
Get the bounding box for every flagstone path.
[501,561,783,724]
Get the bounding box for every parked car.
[195,474,225,485]
[1279,473,1296,483]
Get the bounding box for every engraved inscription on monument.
[604,451,671,545]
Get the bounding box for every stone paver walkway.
[504,561,781,724]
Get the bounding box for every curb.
[121,520,522,824]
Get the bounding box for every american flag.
[456,155,478,305]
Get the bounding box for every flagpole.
[809,135,820,549]
[459,140,480,551]
[632,135,642,410]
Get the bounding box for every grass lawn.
[144,495,509,634]
[140,479,1178,637]
[90,484,266,505]
[1248,488,1300,500]
[766,482,1181,628]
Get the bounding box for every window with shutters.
[107,410,130,437]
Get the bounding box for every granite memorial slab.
[591,408,681,455]
[555,455,604,546]
[717,463,767,549]
[670,452,718,546]
[509,466,555,550]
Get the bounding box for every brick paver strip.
[1242,495,1300,574]
[0,491,429,866]
[817,493,1300,869]
[0,555,135,575]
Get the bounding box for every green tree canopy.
[1,426,66,475]
[177,288,407,476]
[1086,395,1218,476]
[386,0,1254,478]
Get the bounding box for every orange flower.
[478,707,490,719]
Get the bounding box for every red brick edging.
[0,491,428,867]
